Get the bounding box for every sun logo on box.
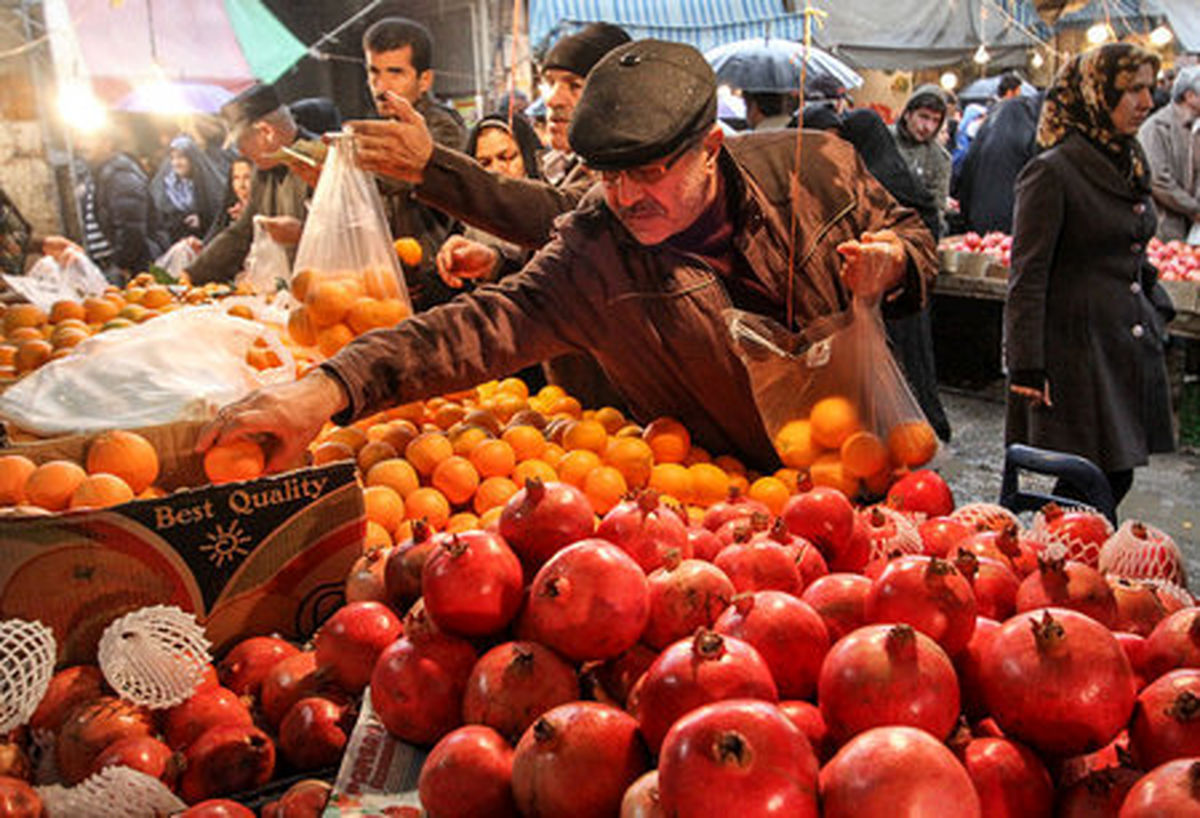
[201,520,252,567]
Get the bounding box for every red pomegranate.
[511,702,649,818]
[28,664,105,734]
[314,600,404,693]
[713,538,801,595]
[1033,503,1114,568]
[1055,765,1142,818]
[859,505,924,562]
[818,623,960,746]
[383,519,436,609]
[1015,555,1118,628]
[1053,729,1133,789]
[499,478,596,570]
[778,700,834,762]
[179,800,256,817]
[0,777,41,818]
[55,695,156,784]
[90,735,178,786]
[278,695,352,770]
[1129,669,1200,770]
[658,699,819,817]
[918,516,973,557]
[1116,631,1151,688]
[751,519,828,588]
[596,489,691,572]
[345,544,392,604]
[620,771,663,818]
[781,487,856,567]
[0,734,30,781]
[886,469,954,518]
[260,651,329,729]
[800,573,873,642]
[954,551,1020,622]
[643,552,735,649]
[713,591,830,700]
[713,512,772,548]
[519,540,649,662]
[958,736,1054,818]
[687,526,724,562]
[591,643,660,708]
[1120,758,1200,817]
[635,630,778,753]
[164,686,253,750]
[421,530,523,636]
[179,724,275,804]
[1100,520,1187,588]
[866,555,977,656]
[981,608,1136,757]
[957,522,1035,575]
[702,486,771,532]
[461,641,580,743]
[1111,577,1169,636]
[1145,608,1200,682]
[820,726,981,818]
[217,636,299,698]
[418,725,517,818]
[955,616,1001,719]
[272,780,333,818]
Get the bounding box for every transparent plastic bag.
[238,216,291,294]
[26,248,108,299]
[286,132,411,359]
[154,238,199,281]
[726,298,935,498]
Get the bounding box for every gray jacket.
[1138,103,1200,242]
[890,123,951,236]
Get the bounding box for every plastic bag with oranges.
[726,297,936,499]
[287,132,412,359]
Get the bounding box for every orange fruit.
[287,307,318,347]
[7,327,42,343]
[312,441,356,465]
[687,463,730,508]
[649,462,692,502]
[445,512,481,533]
[346,298,382,335]
[83,297,119,325]
[496,377,530,399]
[364,520,393,549]
[50,327,88,350]
[593,406,626,435]
[140,286,171,309]
[291,269,316,302]
[50,300,86,323]
[469,439,516,479]
[583,465,627,515]
[840,430,889,479]
[777,419,820,467]
[810,452,859,498]
[728,472,750,495]
[556,449,602,489]
[502,425,547,461]
[544,395,582,419]
[473,476,519,514]
[357,440,398,474]
[810,396,861,450]
[69,473,134,510]
[774,468,801,495]
[204,439,265,484]
[373,298,409,327]
[642,418,691,464]
[604,436,654,489]
[367,458,420,499]
[306,282,356,328]
[324,426,368,453]
[406,432,454,477]
[86,429,159,494]
[24,460,88,511]
[431,403,467,431]
[364,485,405,531]
[450,425,491,457]
[406,487,451,529]
[0,344,16,366]
[684,446,712,466]
[479,506,505,529]
[512,458,557,485]
[226,304,254,321]
[14,339,51,374]
[713,455,746,475]
[379,420,420,455]
[394,238,423,267]
[316,323,355,357]
[4,304,46,335]
[540,443,566,469]
[748,476,791,517]
[887,421,938,468]
[432,455,480,506]
[364,267,402,300]
[0,455,36,505]
[863,466,894,498]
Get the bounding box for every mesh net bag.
[97,606,211,709]
[949,503,1021,533]
[1099,520,1187,588]
[38,766,186,817]
[1027,504,1115,569]
[860,505,924,563]
[0,618,56,732]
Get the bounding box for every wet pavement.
[931,384,1200,585]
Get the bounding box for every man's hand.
[196,370,349,473]
[836,229,907,302]
[284,154,323,189]
[347,98,434,185]
[436,236,499,288]
[41,235,82,265]
[259,216,303,246]
[185,236,203,254]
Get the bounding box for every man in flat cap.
[186,83,317,285]
[200,40,936,473]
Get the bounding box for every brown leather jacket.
[323,130,937,467]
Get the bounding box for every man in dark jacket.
[891,85,953,236]
[200,40,937,473]
[956,93,1042,235]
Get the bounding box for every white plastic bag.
[238,216,291,294]
[155,239,199,281]
[24,249,108,300]
[0,306,293,435]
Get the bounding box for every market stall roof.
[43,0,307,105]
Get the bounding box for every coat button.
[1133,203,1146,214]
[1131,243,1144,253]
[1132,324,1145,338]
[1131,281,1142,294]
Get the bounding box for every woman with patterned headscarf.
[1005,43,1174,509]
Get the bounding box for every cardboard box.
[0,420,365,664]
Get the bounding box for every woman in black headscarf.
[150,134,225,243]
[1005,43,1173,508]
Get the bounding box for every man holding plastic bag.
[201,41,936,473]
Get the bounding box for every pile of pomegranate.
[1147,238,1200,283]
[939,232,1012,268]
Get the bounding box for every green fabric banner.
[224,0,307,83]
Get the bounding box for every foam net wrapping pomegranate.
[1027,504,1115,568]
[862,506,924,562]
[97,606,211,709]
[1099,520,1188,590]
[0,618,56,732]
[949,503,1021,533]
[37,766,186,818]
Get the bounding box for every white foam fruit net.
[862,505,924,562]
[1100,520,1188,589]
[0,618,56,732]
[949,503,1021,533]
[1028,505,1114,569]
[97,606,211,709]
[38,766,185,817]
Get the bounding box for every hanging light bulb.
[940,71,959,91]
[1086,23,1113,45]
[1031,51,1045,69]
[1149,26,1174,48]
[973,44,991,65]
[59,83,108,133]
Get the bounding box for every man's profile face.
[367,46,433,118]
[907,107,944,143]
[543,68,586,152]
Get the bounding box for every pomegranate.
[0,777,42,818]
[1055,765,1141,818]
[345,545,391,603]
[643,552,735,649]
[179,724,275,804]
[55,695,155,784]
[658,699,818,817]
[751,519,828,588]
[800,573,873,642]
[918,516,973,557]
[1015,555,1118,628]
[178,800,256,817]
[314,601,404,693]
[592,643,660,708]
[1032,502,1113,568]
[597,489,691,572]
[713,512,772,548]
[687,526,724,562]
[955,616,1001,718]
[90,734,178,786]
[702,486,770,532]
[954,551,1020,621]
[260,651,329,729]
[418,725,517,818]
[781,487,856,568]
[519,540,649,662]
[511,702,649,818]
[859,505,924,562]
[421,530,523,636]
[28,664,105,733]
[866,555,976,655]
[217,636,299,698]
[1145,607,1200,681]
[499,478,596,570]
[1110,577,1169,636]
[778,700,833,762]
[713,591,830,699]
[634,630,777,753]
[462,641,580,743]
[164,686,253,750]
[383,519,436,609]
[1116,631,1151,688]
[278,695,352,770]
[959,736,1054,818]
[1120,758,1200,816]
[820,726,981,818]
[0,735,30,781]
[886,469,954,517]
[818,623,960,745]
[981,608,1136,757]
[370,609,476,745]
[1054,730,1133,789]
[1100,520,1187,588]
[620,770,663,818]
[1129,669,1200,769]
[713,538,801,595]
[273,780,333,818]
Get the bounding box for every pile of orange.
[285,266,411,359]
[772,395,937,498]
